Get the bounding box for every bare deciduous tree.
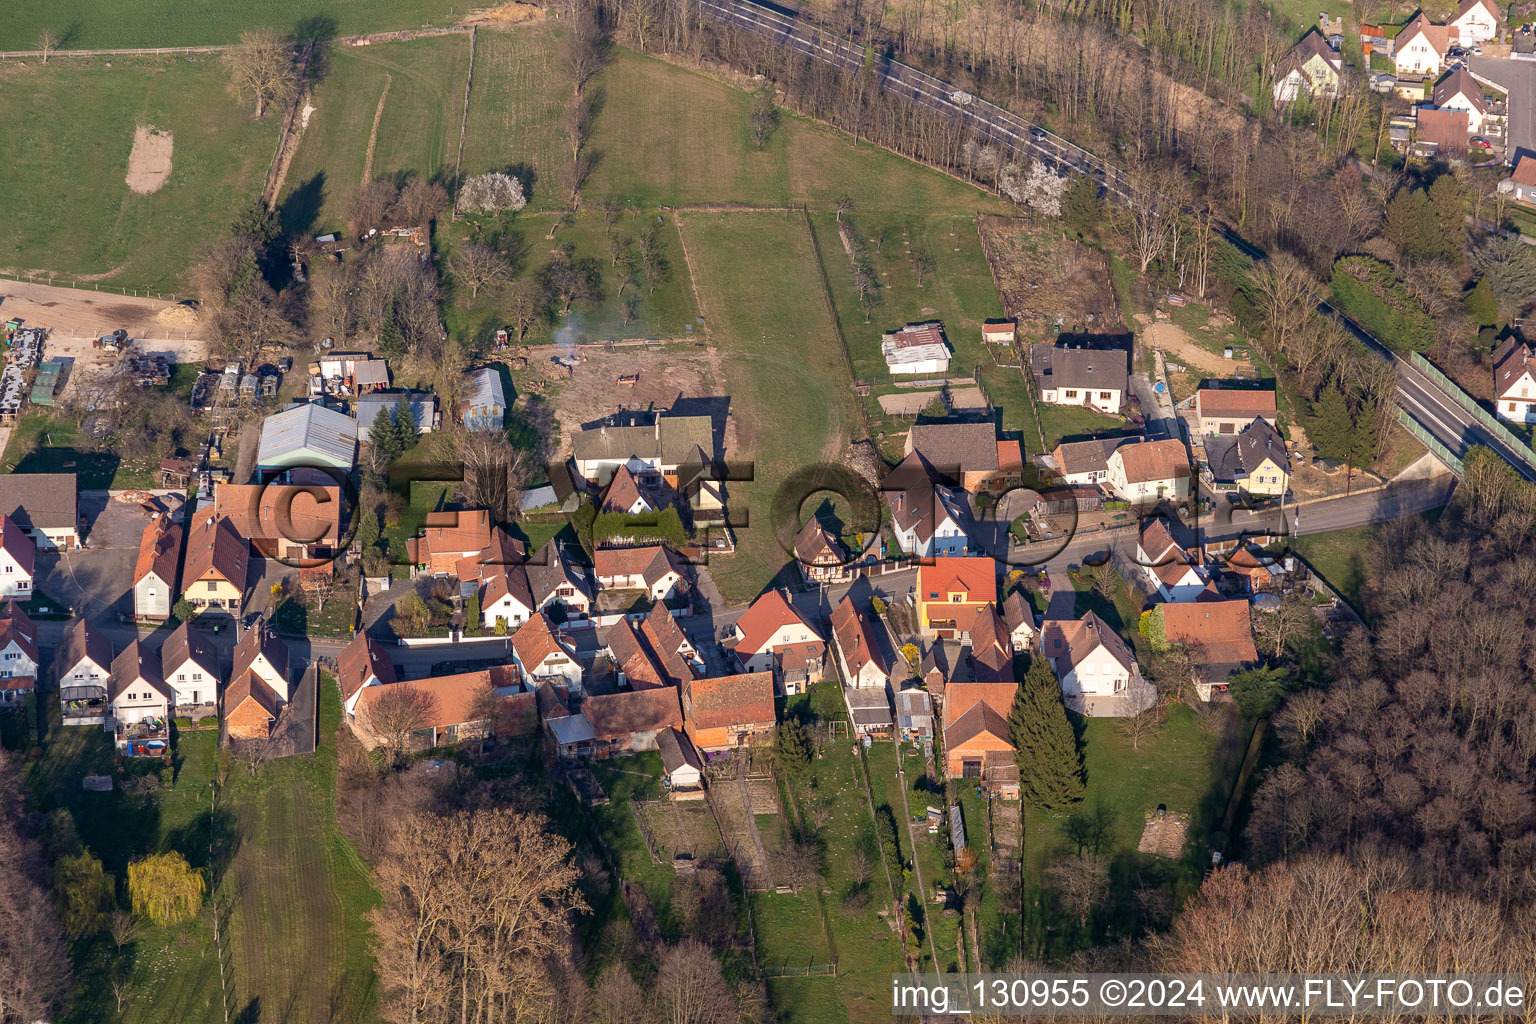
[447,243,512,300]
[36,29,60,63]
[1046,854,1109,929]
[361,684,439,761]
[652,940,739,1024]
[223,28,298,119]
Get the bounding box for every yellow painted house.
[916,557,997,638]
[1212,419,1291,498]
[1272,29,1343,103]
[181,516,250,613]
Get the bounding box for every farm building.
[256,402,358,470]
[880,323,953,375]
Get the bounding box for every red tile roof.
[511,613,575,669]
[133,518,180,587]
[831,596,890,679]
[1159,601,1258,666]
[943,680,1019,720]
[734,590,819,656]
[583,687,683,740]
[1111,439,1190,485]
[338,632,396,702]
[225,668,282,721]
[1040,612,1136,675]
[183,515,249,590]
[966,606,1013,682]
[685,672,775,730]
[353,666,517,731]
[918,557,995,604]
[0,600,38,665]
[214,482,342,548]
[1196,387,1276,419]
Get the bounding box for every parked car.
[1470,44,1483,54]
[1471,137,1493,150]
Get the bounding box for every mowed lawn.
[0,58,279,291]
[0,0,462,49]
[279,33,471,236]
[459,22,572,214]
[676,211,861,602]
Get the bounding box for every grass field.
[0,412,157,488]
[0,0,462,49]
[1291,523,1377,610]
[458,22,571,215]
[0,58,279,290]
[279,33,472,237]
[676,211,861,602]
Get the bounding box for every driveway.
[1471,57,1536,164]
[269,662,317,756]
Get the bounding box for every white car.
[949,90,974,106]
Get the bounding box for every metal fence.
[1407,352,1534,460]
[1396,410,1466,476]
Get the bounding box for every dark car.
[1029,126,1047,140]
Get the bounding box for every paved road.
[1471,57,1535,165]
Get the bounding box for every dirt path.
[1139,321,1233,376]
[361,75,393,185]
[737,758,774,885]
[892,753,941,968]
[0,279,203,336]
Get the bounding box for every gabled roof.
[917,557,995,603]
[845,684,894,726]
[511,612,576,668]
[685,672,775,729]
[831,596,891,679]
[601,464,655,513]
[944,680,1018,720]
[160,622,218,678]
[884,451,969,546]
[1493,338,1536,399]
[526,540,591,605]
[1433,67,1489,113]
[0,473,77,531]
[133,518,180,587]
[455,526,530,585]
[1398,11,1452,55]
[1415,108,1470,152]
[461,367,506,414]
[894,687,932,722]
[338,632,396,702]
[414,509,494,563]
[183,516,249,590]
[1237,418,1289,473]
[354,667,515,731]
[59,617,112,675]
[966,606,1013,682]
[481,562,535,614]
[225,668,281,721]
[0,515,35,579]
[214,482,342,547]
[1001,591,1034,636]
[607,618,668,690]
[1040,612,1136,676]
[906,421,1003,474]
[233,625,290,683]
[355,391,435,434]
[1110,439,1190,485]
[1455,0,1500,20]
[109,641,169,701]
[943,699,1011,749]
[1139,519,1203,587]
[1051,436,1130,478]
[571,414,715,467]
[594,545,683,589]
[657,727,703,775]
[641,604,698,687]
[583,687,683,740]
[793,516,846,566]
[1511,155,1536,189]
[1029,344,1130,393]
[1196,386,1277,421]
[0,600,37,665]
[1160,601,1259,670]
[734,590,820,656]
[536,680,570,720]
[1276,28,1342,80]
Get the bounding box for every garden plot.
[633,799,727,862]
[977,215,1120,330]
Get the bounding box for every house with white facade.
[594,545,687,603]
[0,515,34,600]
[0,600,38,706]
[880,323,953,376]
[1494,337,1536,423]
[0,474,80,551]
[1272,29,1344,103]
[731,589,825,695]
[1105,439,1191,504]
[1394,13,1452,77]
[1040,611,1139,703]
[1431,67,1496,134]
[339,632,397,717]
[58,617,113,725]
[480,564,536,632]
[511,613,583,692]
[1029,344,1128,414]
[109,642,172,729]
[132,518,180,622]
[159,622,220,709]
[883,450,971,557]
[830,595,892,690]
[232,625,291,703]
[1135,520,1208,602]
[1449,0,1500,44]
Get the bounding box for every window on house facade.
[1099,392,1112,400]
[962,760,982,778]
[1065,390,1078,398]
[207,581,218,591]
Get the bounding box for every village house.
[606,617,670,690]
[232,624,291,702]
[904,421,1025,494]
[831,595,893,690]
[1029,344,1128,414]
[570,412,715,486]
[884,450,972,557]
[594,544,688,603]
[224,669,284,741]
[1040,611,1140,708]
[477,562,536,632]
[1136,519,1208,602]
[1493,337,1536,422]
[1272,29,1344,102]
[1049,436,1128,487]
[731,589,824,695]
[1414,107,1471,155]
[1207,419,1291,497]
[181,515,250,614]
[132,518,180,621]
[256,402,359,471]
[351,667,517,750]
[1158,600,1260,701]
[916,557,996,638]
[965,605,1015,683]
[1394,12,1452,77]
[981,319,1017,346]
[894,688,934,742]
[880,322,953,375]
[0,600,38,706]
[941,681,1019,795]
[339,632,397,717]
[600,464,659,515]
[657,727,705,790]
[0,473,79,551]
[57,617,113,725]
[682,671,776,751]
[583,687,684,756]
[408,508,497,576]
[511,612,584,693]
[460,367,508,431]
[354,391,437,437]
[1502,155,1536,207]
[1431,67,1496,134]
[1105,439,1191,505]
[639,603,703,686]
[526,540,594,621]
[109,642,171,752]
[1449,0,1500,43]
[1195,386,1277,435]
[0,514,34,600]
[1000,591,1036,652]
[215,481,343,569]
[793,516,850,583]
[159,622,220,709]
